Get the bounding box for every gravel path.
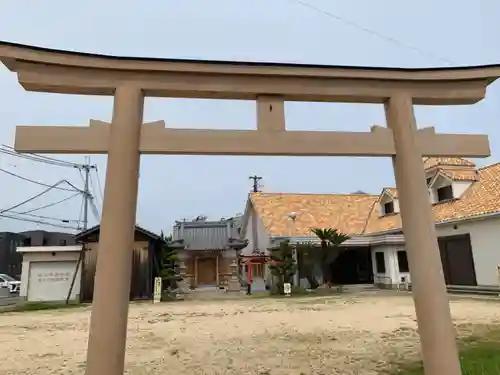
[1,295,499,375]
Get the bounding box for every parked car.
[0,274,20,294]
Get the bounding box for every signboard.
[283,282,291,297]
[36,271,71,283]
[153,277,162,304]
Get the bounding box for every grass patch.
[392,327,500,374]
[0,301,84,313]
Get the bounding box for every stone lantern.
[178,261,187,277]
[176,261,190,294]
[227,260,241,292]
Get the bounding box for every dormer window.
[437,185,454,202]
[379,188,399,216]
[383,201,395,215]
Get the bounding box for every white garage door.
[27,261,77,302]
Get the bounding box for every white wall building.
[17,245,83,302]
[239,157,500,289]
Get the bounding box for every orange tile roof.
[423,157,475,170]
[439,168,479,181]
[382,188,398,199]
[363,163,500,233]
[249,193,378,236]
[250,159,500,237]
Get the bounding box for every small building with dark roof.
[74,224,165,302]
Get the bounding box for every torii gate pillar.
[386,92,461,375]
[85,85,144,375]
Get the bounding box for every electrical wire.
[285,0,455,65]
[77,194,85,225]
[90,199,100,222]
[88,171,101,209]
[0,148,78,169]
[0,146,94,230]
[94,168,104,202]
[0,213,80,230]
[7,210,82,223]
[0,167,81,192]
[0,181,76,214]
[13,193,80,215]
[0,144,84,169]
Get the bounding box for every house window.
[375,252,386,273]
[437,185,454,202]
[397,251,409,273]
[383,201,394,215]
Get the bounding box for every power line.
[6,210,82,223]
[0,144,83,169]
[0,147,72,167]
[0,148,78,169]
[286,0,455,65]
[89,170,102,210]
[0,167,82,192]
[15,193,80,215]
[0,213,80,230]
[0,180,76,214]
[94,168,104,202]
[0,146,97,230]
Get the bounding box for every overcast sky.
[0,0,499,235]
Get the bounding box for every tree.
[296,243,320,290]
[159,232,184,291]
[310,228,350,286]
[268,239,297,294]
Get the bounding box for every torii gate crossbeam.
[2,41,500,375]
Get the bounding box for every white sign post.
[283,282,292,297]
[153,277,162,304]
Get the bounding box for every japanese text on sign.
[37,271,71,283]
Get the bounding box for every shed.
[17,245,83,302]
[74,224,165,302]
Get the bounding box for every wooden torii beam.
[14,121,490,158]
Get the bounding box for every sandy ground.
[1,294,500,375]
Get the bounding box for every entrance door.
[197,258,217,286]
[438,234,477,286]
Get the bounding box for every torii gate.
[1,41,499,375]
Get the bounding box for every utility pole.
[81,157,97,230]
[248,175,262,193]
[67,158,97,304]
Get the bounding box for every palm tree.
[310,228,350,286]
